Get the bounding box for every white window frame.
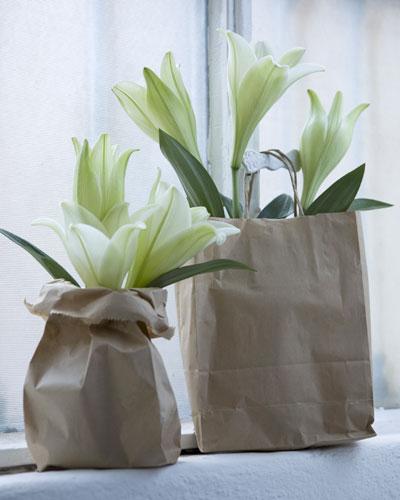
[207,0,259,213]
[0,0,254,470]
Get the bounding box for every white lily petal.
[108,147,137,210]
[326,91,344,136]
[70,224,110,284]
[160,51,198,151]
[233,57,288,168]
[99,223,145,289]
[144,68,202,161]
[61,201,107,234]
[152,186,191,247]
[319,102,369,174]
[153,181,171,202]
[112,82,158,141]
[129,204,159,225]
[73,140,102,218]
[254,40,273,59]
[225,30,257,124]
[32,217,66,243]
[344,102,370,127]
[300,90,328,206]
[279,47,306,67]
[207,220,241,245]
[148,168,162,204]
[71,137,81,155]
[91,134,112,191]
[190,206,209,224]
[119,223,146,275]
[65,227,99,287]
[102,202,130,236]
[32,217,97,287]
[284,63,324,89]
[136,222,218,287]
[111,144,119,163]
[127,185,191,286]
[225,30,257,94]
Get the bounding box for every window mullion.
[206,0,259,214]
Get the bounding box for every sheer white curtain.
[0,0,206,431]
[252,0,400,407]
[1,0,399,434]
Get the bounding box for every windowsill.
[0,422,197,470]
[1,409,399,499]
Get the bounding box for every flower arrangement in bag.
[113,30,391,218]
[0,134,249,289]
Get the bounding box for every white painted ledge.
[0,409,399,500]
[0,422,197,470]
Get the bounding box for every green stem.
[231,167,242,218]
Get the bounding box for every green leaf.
[220,194,243,218]
[305,164,365,215]
[220,194,233,217]
[258,194,294,219]
[159,130,225,217]
[0,228,80,287]
[148,259,254,288]
[349,198,393,212]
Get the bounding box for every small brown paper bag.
[176,212,375,452]
[24,281,181,470]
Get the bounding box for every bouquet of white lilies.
[1,28,391,286]
[0,134,247,289]
[114,30,390,218]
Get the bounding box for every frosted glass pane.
[252,0,400,406]
[0,0,206,431]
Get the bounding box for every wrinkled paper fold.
[24,281,181,470]
[176,212,375,452]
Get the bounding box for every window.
[0,0,399,440]
[251,0,400,408]
[0,0,209,431]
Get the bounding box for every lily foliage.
[114,30,390,219]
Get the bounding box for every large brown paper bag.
[176,212,375,452]
[24,281,181,470]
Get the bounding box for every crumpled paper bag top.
[26,280,174,339]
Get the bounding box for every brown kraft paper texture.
[176,212,375,452]
[24,281,181,470]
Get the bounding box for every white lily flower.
[113,52,202,162]
[72,134,138,230]
[33,168,239,289]
[222,30,323,217]
[300,90,369,208]
[224,31,324,172]
[32,217,145,289]
[127,171,240,287]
